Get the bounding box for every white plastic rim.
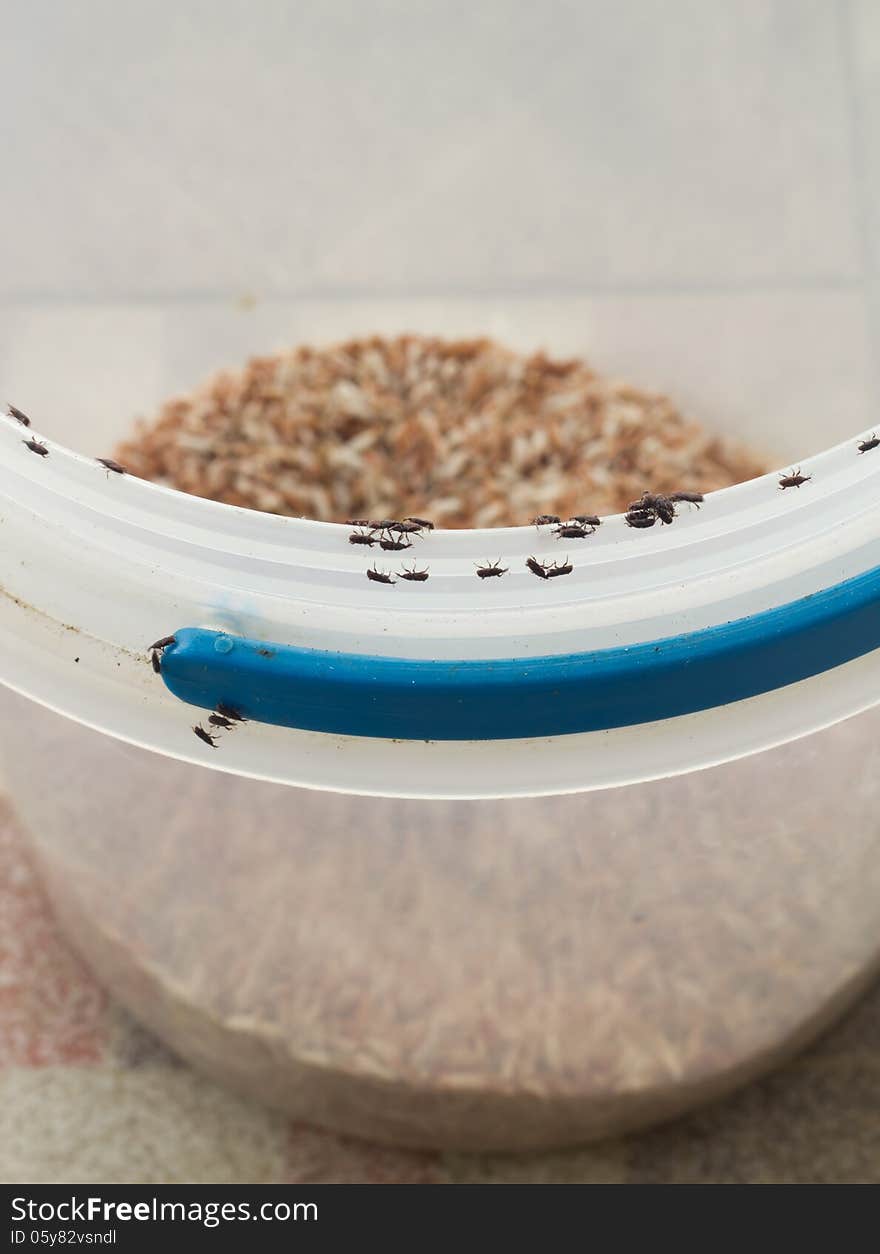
[2,409,880,798]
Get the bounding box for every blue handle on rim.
[158,561,880,740]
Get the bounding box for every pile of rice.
[117,335,766,527]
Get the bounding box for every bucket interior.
[2,294,869,473]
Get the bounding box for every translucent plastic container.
[3,392,880,1150]
[3,3,879,1152]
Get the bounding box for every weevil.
[778,468,811,489]
[7,404,30,427]
[149,635,177,652]
[475,559,508,579]
[348,528,377,547]
[526,556,552,580]
[216,701,246,722]
[553,524,593,539]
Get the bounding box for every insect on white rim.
[1,412,880,797]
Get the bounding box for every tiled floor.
[0,2,866,296]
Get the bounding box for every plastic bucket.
[2,1,876,1151]
[2,386,880,1149]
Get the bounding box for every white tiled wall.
[1,0,877,455]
